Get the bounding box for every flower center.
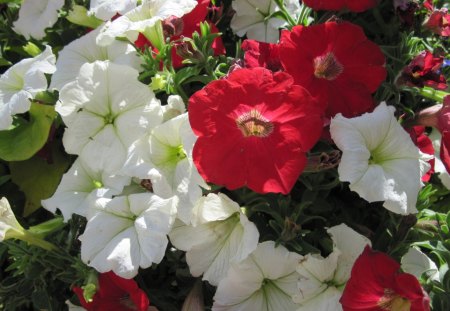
[236,109,274,138]
[313,52,344,80]
[378,288,412,311]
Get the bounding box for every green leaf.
[0,58,12,67]
[0,103,57,161]
[66,5,103,29]
[9,144,71,216]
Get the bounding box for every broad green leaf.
[9,144,71,216]
[0,103,57,161]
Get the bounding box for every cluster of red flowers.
[189,20,386,194]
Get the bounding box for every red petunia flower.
[73,272,150,311]
[340,246,430,311]
[279,21,386,118]
[241,39,282,71]
[397,51,447,90]
[188,67,324,194]
[302,0,379,12]
[424,9,450,37]
[407,126,435,182]
[413,96,450,174]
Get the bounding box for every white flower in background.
[212,241,301,311]
[13,0,64,40]
[169,193,259,286]
[401,247,440,282]
[79,193,177,279]
[162,95,186,122]
[41,158,131,221]
[230,0,301,43]
[330,102,429,215]
[0,46,56,130]
[0,197,25,241]
[123,113,206,223]
[96,0,197,46]
[50,26,142,91]
[429,128,450,189]
[89,0,138,21]
[57,61,163,174]
[294,224,371,311]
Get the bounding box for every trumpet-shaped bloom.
[280,22,386,118]
[50,26,142,91]
[57,61,163,174]
[123,113,207,223]
[96,0,196,46]
[302,0,379,12]
[212,241,301,311]
[401,247,439,282]
[79,193,177,279]
[89,0,138,21]
[330,103,428,215]
[13,0,64,39]
[169,193,259,286]
[230,0,301,43]
[189,67,324,194]
[0,197,25,241]
[41,158,131,221]
[340,246,430,311]
[294,224,371,311]
[0,46,56,130]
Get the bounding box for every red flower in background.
[423,0,450,37]
[303,0,379,12]
[414,96,450,175]
[135,0,225,68]
[189,67,324,194]
[73,272,150,311]
[407,126,435,182]
[340,246,430,311]
[397,51,447,90]
[279,21,386,118]
[241,40,282,71]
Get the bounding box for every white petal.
[327,224,371,285]
[13,0,64,40]
[401,247,439,282]
[89,0,138,21]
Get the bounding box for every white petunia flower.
[169,193,259,286]
[13,0,64,40]
[96,0,197,46]
[0,46,56,130]
[162,95,186,122]
[230,0,301,43]
[89,0,138,21]
[330,102,429,215]
[41,158,131,221]
[294,224,371,311]
[212,240,301,311]
[79,193,177,279]
[0,197,25,241]
[429,128,450,189]
[57,61,163,175]
[50,26,142,91]
[401,247,440,282]
[123,113,207,223]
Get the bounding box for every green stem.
[417,87,449,103]
[22,231,58,251]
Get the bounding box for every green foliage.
[0,103,57,162]
[9,143,71,216]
